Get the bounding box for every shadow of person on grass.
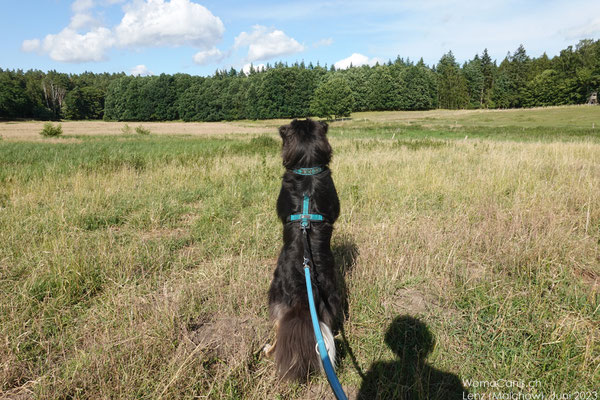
[357,315,468,400]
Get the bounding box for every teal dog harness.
[287,165,326,228]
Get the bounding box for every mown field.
[1,106,599,399]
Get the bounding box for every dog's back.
[267,119,340,380]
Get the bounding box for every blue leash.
[292,193,347,400]
[302,229,348,400]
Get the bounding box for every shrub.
[121,123,132,134]
[135,125,151,135]
[40,122,63,137]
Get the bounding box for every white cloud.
[39,27,115,62]
[21,39,41,52]
[334,53,381,69]
[193,47,225,65]
[21,0,226,64]
[20,0,111,62]
[313,38,333,48]
[242,63,265,74]
[22,26,114,62]
[564,17,600,40]
[115,0,224,48]
[69,12,100,30]
[234,25,304,62]
[130,64,153,76]
[72,0,95,13]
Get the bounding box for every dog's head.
[279,119,332,169]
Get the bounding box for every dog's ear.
[279,125,289,139]
[319,121,329,135]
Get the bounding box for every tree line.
[1,39,599,121]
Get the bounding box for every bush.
[40,122,63,137]
[135,125,151,135]
[121,124,132,134]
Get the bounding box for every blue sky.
[2,0,599,76]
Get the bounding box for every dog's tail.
[274,302,336,380]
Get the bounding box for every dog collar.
[290,166,325,176]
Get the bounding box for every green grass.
[0,107,599,399]
[0,134,279,184]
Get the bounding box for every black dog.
[265,118,341,380]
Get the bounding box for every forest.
[1,39,599,121]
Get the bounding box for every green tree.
[367,65,403,110]
[147,74,177,120]
[63,86,104,119]
[41,70,71,118]
[310,75,354,119]
[492,45,531,108]
[436,51,469,109]
[0,70,31,118]
[530,53,552,77]
[402,60,438,110]
[573,39,600,102]
[104,76,132,120]
[522,69,567,107]
[490,67,511,108]
[340,66,370,111]
[479,49,496,107]
[462,55,485,108]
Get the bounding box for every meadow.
[0,105,598,399]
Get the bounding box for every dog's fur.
[266,118,341,380]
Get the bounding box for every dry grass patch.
[0,120,270,141]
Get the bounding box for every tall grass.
[0,110,598,399]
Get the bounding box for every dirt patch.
[463,261,489,282]
[574,266,599,293]
[178,213,200,226]
[182,315,270,363]
[385,287,445,316]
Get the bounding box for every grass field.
[1,106,599,399]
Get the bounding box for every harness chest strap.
[288,195,324,228]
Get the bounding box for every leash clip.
[303,257,310,268]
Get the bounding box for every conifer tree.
[479,49,496,107]
[436,51,469,109]
[310,75,354,119]
[463,55,485,108]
